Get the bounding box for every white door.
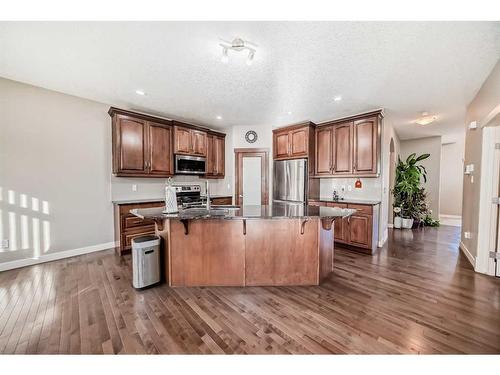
[242,156,262,205]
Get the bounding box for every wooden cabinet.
[333,122,353,174]
[353,116,378,174]
[111,110,173,177]
[313,111,381,177]
[206,133,225,178]
[113,201,165,255]
[315,127,333,175]
[211,196,232,205]
[173,124,207,157]
[273,122,315,161]
[308,200,379,253]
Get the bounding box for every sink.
[211,205,240,210]
[181,207,229,217]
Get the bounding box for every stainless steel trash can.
[132,235,161,288]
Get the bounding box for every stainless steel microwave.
[174,155,206,175]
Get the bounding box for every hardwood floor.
[1,225,499,354]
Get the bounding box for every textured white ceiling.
[0,22,498,139]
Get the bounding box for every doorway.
[234,148,269,206]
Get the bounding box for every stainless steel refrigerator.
[273,159,308,203]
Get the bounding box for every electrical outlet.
[464,232,472,239]
[347,185,352,191]
[1,239,9,249]
[132,184,138,192]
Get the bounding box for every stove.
[173,184,203,208]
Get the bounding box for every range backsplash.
[319,177,382,201]
[111,175,233,201]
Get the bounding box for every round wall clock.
[245,130,258,144]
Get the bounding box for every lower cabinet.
[309,200,379,253]
[114,201,164,255]
[211,196,232,205]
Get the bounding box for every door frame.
[234,148,269,206]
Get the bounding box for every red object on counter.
[355,179,362,189]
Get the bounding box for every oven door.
[175,155,206,175]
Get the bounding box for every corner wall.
[461,60,500,263]
[0,77,114,269]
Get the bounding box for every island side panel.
[245,218,319,286]
[169,219,245,287]
[318,219,334,282]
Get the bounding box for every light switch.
[464,232,472,239]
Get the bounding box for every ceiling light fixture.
[414,112,437,126]
[135,89,146,96]
[219,37,257,65]
[333,96,342,102]
[216,115,222,120]
[287,111,292,115]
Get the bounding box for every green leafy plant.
[392,153,438,226]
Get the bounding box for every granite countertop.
[310,198,381,205]
[112,195,233,205]
[131,202,355,221]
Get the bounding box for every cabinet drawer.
[123,226,156,249]
[308,200,323,206]
[347,203,372,215]
[326,202,348,209]
[212,197,232,205]
[123,214,155,229]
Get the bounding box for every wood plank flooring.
[0,226,499,354]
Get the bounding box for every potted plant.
[393,207,402,228]
[392,153,431,229]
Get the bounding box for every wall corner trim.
[459,241,476,269]
[0,242,117,272]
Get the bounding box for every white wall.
[439,132,465,217]
[400,136,442,220]
[0,77,114,268]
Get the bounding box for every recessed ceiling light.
[333,96,342,102]
[216,115,222,120]
[135,89,146,96]
[287,111,292,115]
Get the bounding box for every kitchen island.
[131,203,354,287]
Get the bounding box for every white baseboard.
[0,241,117,272]
[387,223,394,228]
[459,241,476,268]
[439,214,462,227]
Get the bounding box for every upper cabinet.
[273,122,316,161]
[109,108,225,178]
[110,109,173,178]
[314,111,381,178]
[206,133,225,179]
[353,116,378,174]
[173,123,207,157]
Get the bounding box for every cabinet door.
[206,134,215,175]
[353,117,378,174]
[215,136,225,176]
[348,214,372,249]
[192,130,207,156]
[315,127,333,175]
[290,128,308,157]
[115,115,147,174]
[274,131,290,159]
[333,122,352,174]
[327,202,347,243]
[174,126,192,154]
[148,122,173,176]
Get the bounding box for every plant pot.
[394,216,402,229]
[402,218,414,229]
[411,220,420,229]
